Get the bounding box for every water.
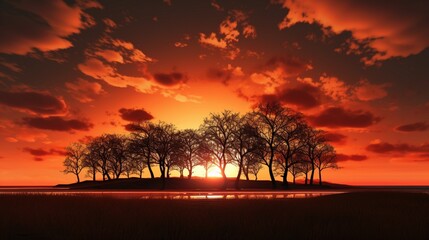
[0,188,343,199]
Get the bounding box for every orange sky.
[1,0,429,186]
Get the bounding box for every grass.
[1,191,428,239]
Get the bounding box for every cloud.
[22,116,93,132]
[250,57,312,94]
[366,141,429,154]
[259,83,322,109]
[323,132,347,144]
[119,108,154,122]
[124,123,146,132]
[336,153,368,162]
[0,0,101,54]
[0,90,67,115]
[78,58,156,93]
[207,64,244,85]
[153,72,187,86]
[199,33,228,49]
[94,49,124,63]
[319,76,349,101]
[396,122,429,132]
[354,80,388,101]
[65,78,105,103]
[243,25,257,39]
[265,57,312,77]
[309,107,380,128]
[278,0,429,63]
[23,147,66,161]
[199,11,256,60]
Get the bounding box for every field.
[1,191,429,239]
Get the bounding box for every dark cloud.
[0,0,101,54]
[119,108,154,122]
[124,123,145,132]
[265,56,311,76]
[207,68,233,85]
[260,83,322,109]
[366,142,429,154]
[395,122,429,132]
[0,90,67,115]
[323,132,347,144]
[22,116,93,131]
[153,72,187,86]
[309,107,380,128]
[23,147,66,161]
[336,153,368,162]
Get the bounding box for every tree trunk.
[309,162,315,185]
[205,168,208,178]
[188,167,193,179]
[305,172,308,185]
[319,168,322,186]
[268,147,276,188]
[282,168,288,187]
[92,168,96,181]
[235,162,242,190]
[147,159,154,179]
[293,175,296,185]
[76,174,80,183]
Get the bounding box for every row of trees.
[63,103,338,188]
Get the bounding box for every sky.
[0,0,428,186]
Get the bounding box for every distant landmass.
[56,178,350,190]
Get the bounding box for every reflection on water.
[0,190,342,200]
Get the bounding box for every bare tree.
[315,143,338,185]
[230,115,261,189]
[201,110,239,181]
[151,122,178,186]
[178,129,202,178]
[303,128,326,185]
[83,147,99,181]
[63,142,86,183]
[86,135,112,181]
[198,141,214,178]
[275,115,307,187]
[122,158,137,178]
[128,122,157,178]
[288,162,302,185]
[106,134,129,179]
[248,155,263,181]
[252,102,292,188]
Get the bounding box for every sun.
[207,167,223,178]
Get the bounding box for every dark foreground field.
[1,191,429,240]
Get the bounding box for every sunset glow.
[1,0,428,186]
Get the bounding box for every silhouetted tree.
[315,143,338,185]
[83,145,99,181]
[230,115,261,189]
[178,129,202,178]
[106,134,129,179]
[128,122,157,179]
[275,114,307,187]
[63,142,86,183]
[303,128,325,185]
[201,110,239,182]
[248,154,263,181]
[288,162,303,185]
[198,141,214,178]
[151,122,178,186]
[86,135,112,181]
[252,102,291,188]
